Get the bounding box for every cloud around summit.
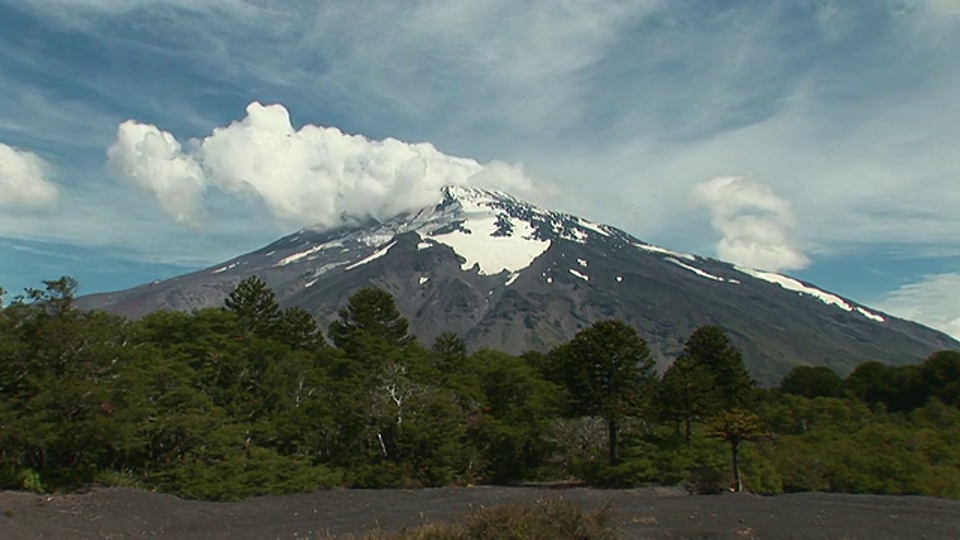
[108,102,534,230]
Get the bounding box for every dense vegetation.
[1,277,958,500]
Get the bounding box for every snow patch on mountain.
[569,228,589,243]
[666,257,726,283]
[578,219,610,237]
[635,242,696,261]
[211,262,239,274]
[737,266,885,322]
[276,242,342,266]
[856,307,886,323]
[357,232,395,247]
[430,219,549,275]
[346,241,397,270]
[310,261,351,278]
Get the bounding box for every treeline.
[0,276,958,500]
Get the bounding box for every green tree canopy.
[921,350,960,406]
[845,361,890,405]
[780,365,845,399]
[846,361,927,413]
[467,349,560,482]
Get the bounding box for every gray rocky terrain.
[2,486,959,539]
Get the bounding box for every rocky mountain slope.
[77,186,958,384]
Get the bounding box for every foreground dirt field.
[1,486,958,539]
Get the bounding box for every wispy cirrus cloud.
[876,273,960,340]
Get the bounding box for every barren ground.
[1,486,958,539]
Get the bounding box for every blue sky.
[0,0,957,339]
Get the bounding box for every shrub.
[465,500,615,540]
[368,499,617,540]
[19,469,44,493]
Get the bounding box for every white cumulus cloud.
[692,176,809,272]
[107,102,533,229]
[107,121,206,225]
[876,273,960,341]
[0,143,59,209]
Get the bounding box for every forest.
[1,276,959,501]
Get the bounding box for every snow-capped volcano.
[271,186,558,278]
[268,185,626,283]
[78,185,957,384]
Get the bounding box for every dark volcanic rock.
[77,186,958,384]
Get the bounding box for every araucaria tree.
[659,354,713,448]
[707,409,767,492]
[224,276,281,337]
[329,287,412,352]
[557,320,656,466]
[681,325,755,410]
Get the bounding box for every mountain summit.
[78,186,958,383]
